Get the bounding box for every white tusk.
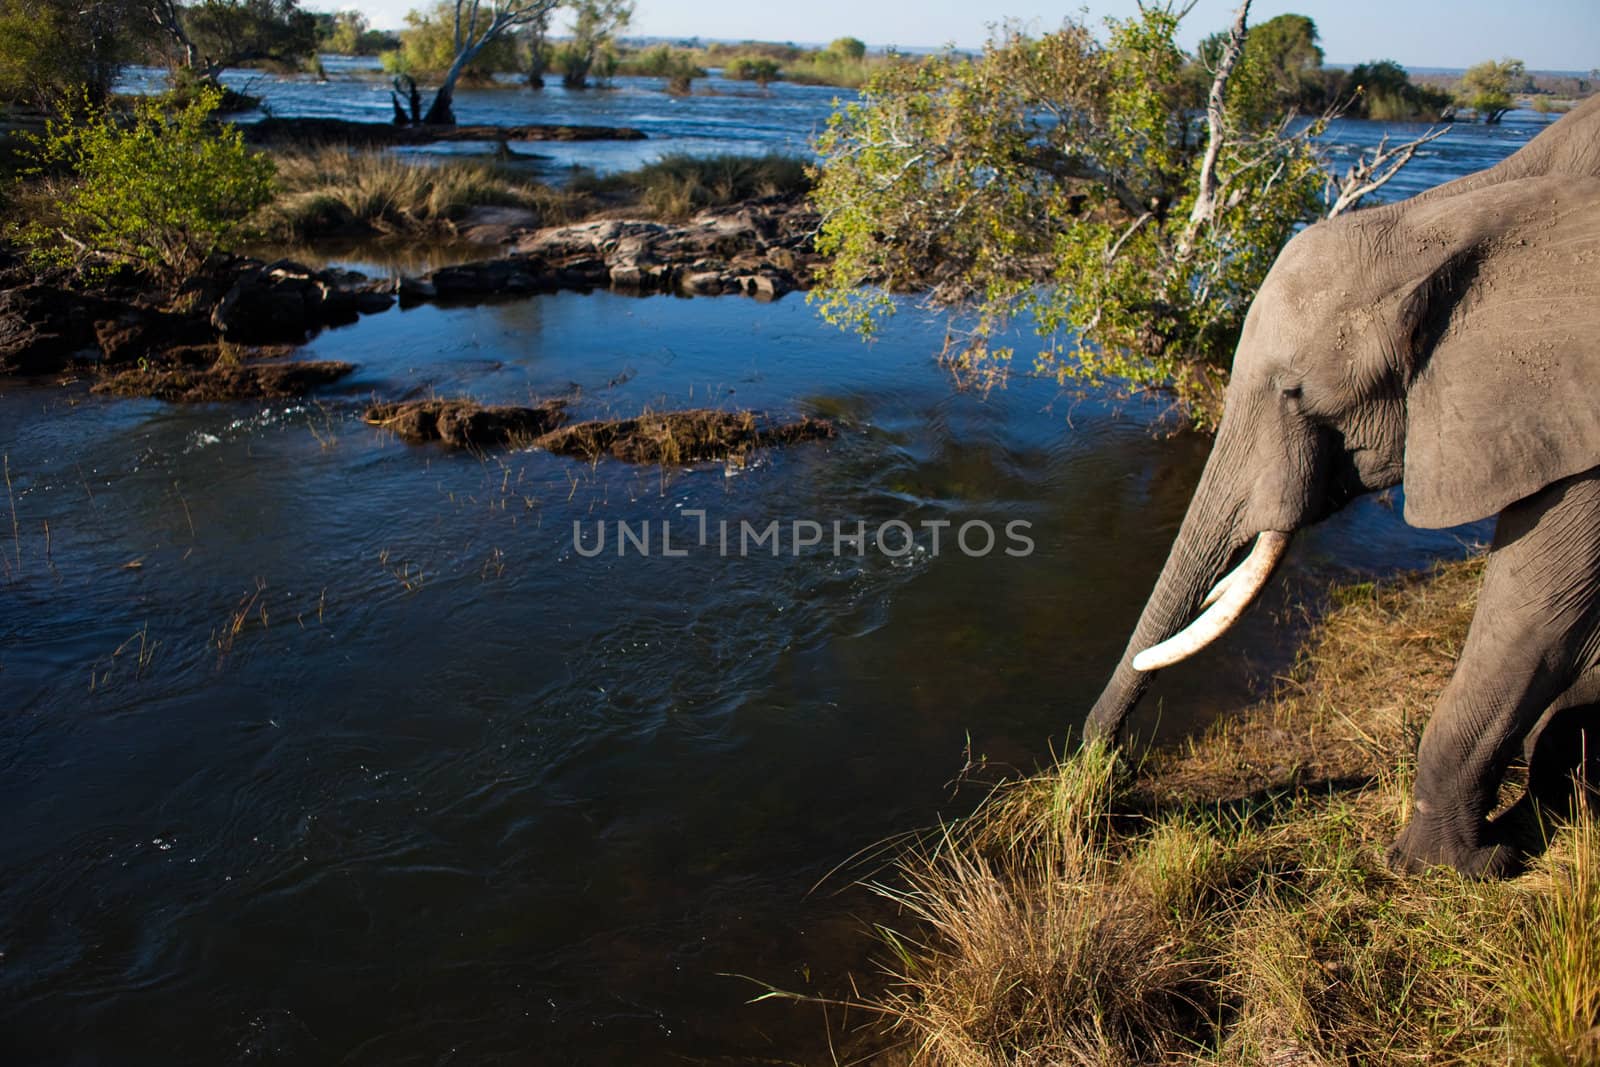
[1200,569,1235,609]
[1132,531,1290,672]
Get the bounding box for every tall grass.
[257,148,812,238]
[864,558,1600,1065]
[569,152,810,220]
[259,148,581,240]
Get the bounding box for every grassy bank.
[864,557,1600,1064]
[257,149,811,239]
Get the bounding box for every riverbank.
[0,184,818,395]
[862,557,1600,1064]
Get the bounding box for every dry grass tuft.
[256,148,813,240]
[568,152,811,220]
[259,148,586,240]
[866,557,1600,1065]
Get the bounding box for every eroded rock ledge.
[0,196,820,399]
[398,195,821,305]
[0,253,394,391]
[242,118,648,147]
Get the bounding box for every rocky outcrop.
[0,256,392,382]
[0,285,126,375]
[0,196,819,396]
[210,260,395,344]
[395,195,820,307]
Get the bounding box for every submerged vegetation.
[863,558,1600,1064]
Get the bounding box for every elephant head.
[1087,97,1600,744]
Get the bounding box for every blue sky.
[327,0,1600,72]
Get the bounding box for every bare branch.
[1104,211,1153,264]
[1325,125,1450,217]
[1181,0,1251,253]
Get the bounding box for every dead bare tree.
[420,0,561,125]
[148,0,199,69]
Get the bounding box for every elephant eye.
[1281,385,1303,400]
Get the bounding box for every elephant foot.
[1385,818,1525,880]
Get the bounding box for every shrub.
[723,56,781,86]
[615,44,704,93]
[17,88,274,280]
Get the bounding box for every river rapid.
[0,63,1560,1065]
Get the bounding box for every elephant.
[1086,94,1600,878]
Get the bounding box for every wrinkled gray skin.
[1087,95,1600,878]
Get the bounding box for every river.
[0,62,1559,1065]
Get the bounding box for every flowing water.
[0,65,1560,1065]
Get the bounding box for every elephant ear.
[1401,174,1600,530]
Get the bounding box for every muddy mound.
[363,398,569,448]
[93,361,356,401]
[534,410,835,464]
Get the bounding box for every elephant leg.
[1524,689,1600,815]
[1486,689,1600,861]
[1389,468,1600,878]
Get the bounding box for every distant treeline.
[1,0,1592,116]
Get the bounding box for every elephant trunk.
[1085,435,1262,744]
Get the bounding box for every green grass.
[860,558,1600,1064]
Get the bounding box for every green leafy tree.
[0,0,146,108]
[1202,13,1324,113]
[520,7,553,88]
[316,9,397,54]
[1341,59,1452,120]
[383,0,554,122]
[152,0,318,74]
[1458,57,1525,123]
[810,4,1415,427]
[386,0,520,75]
[554,0,632,89]
[724,56,780,86]
[828,36,866,61]
[18,87,275,279]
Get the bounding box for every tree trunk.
[422,84,456,125]
[423,45,480,126]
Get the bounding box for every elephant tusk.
[1200,569,1235,609]
[1132,531,1291,672]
